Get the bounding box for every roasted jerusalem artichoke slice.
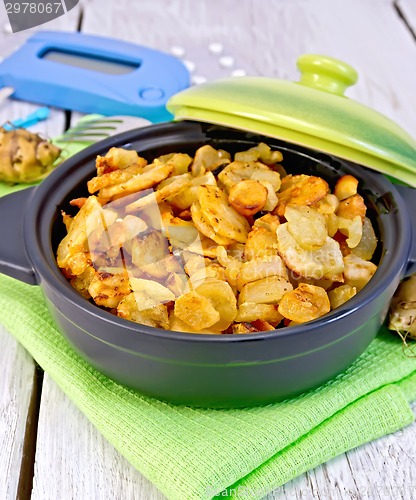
[276,223,344,280]
[228,179,268,216]
[88,267,132,308]
[284,205,328,251]
[194,278,237,331]
[278,283,331,323]
[275,174,329,216]
[238,276,293,305]
[197,185,250,243]
[57,142,379,334]
[174,291,221,331]
[218,160,281,192]
[117,294,170,329]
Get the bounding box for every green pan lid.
[167,54,416,187]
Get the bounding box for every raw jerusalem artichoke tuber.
[0,127,61,183]
[388,274,416,339]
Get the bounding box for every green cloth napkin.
[0,271,415,499]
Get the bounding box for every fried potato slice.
[228,179,268,216]
[125,172,191,212]
[169,312,222,334]
[232,323,260,334]
[197,185,251,243]
[276,223,344,280]
[65,252,92,276]
[337,215,363,248]
[285,205,328,250]
[140,255,184,280]
[259,180,279,211]
[189,264,226,288]
[251,319,276,331]
[88,267,132,308]
[244,227,278,260]
[169,171,217,210]
[174,291,221,330]
[57,196,117,270]
[275,174,329,216]
[336,194,366,221]
[334,175,359,201]
[311,194,340,215]
[343,254,377,291]
[186,233,220,258]
[183,253,211,277]
[326,213,339,237]
[351,217,378,260]
[98,162,173,200]
[58,142,378,334]
[163,217,200,251]
[88,162,145,194]
[328,284,357,309]
[253,213,280,232]
[238,276,293,305]
[129,277,175,310]
[131,230,170,270]
[165,271,189,297]
[191,145,231,176]
[235,302,283,325]
[95,147,146,176]
[69,265,96,299]
[158,153,193,176]
[117,293,170,329]
[278,283,330,323]
[194,278,237,331]
[69,197,88,209]
[236,255,288,291]
[234,142,283,164]
[218,161,281,192]
[215,247,243,287]
[190,201,235,245]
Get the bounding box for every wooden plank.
[397,0,416,34]
[31,375,166,500]
[0,6,83,500]
[269,404,416,499]
[81,0,416,135]
[32,0,416,499]
[0,325,36,500]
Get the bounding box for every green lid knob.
[297,54,358,96]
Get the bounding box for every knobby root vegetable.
[0,127,61,183]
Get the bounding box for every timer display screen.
[42,49,140,75]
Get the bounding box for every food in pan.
[0,127,61,183]
[56,143,379,334]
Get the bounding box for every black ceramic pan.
[0,121,415,408]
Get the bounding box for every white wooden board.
[29,0,416,500]
[31,374,166,500]
[8,0,416,498]
[0,325,36,500]
[0,4,83,499]
[397,0,416,33]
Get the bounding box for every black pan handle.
[0,187,37,285]
[396,184,416,277]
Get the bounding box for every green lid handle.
[297,54,358,96]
